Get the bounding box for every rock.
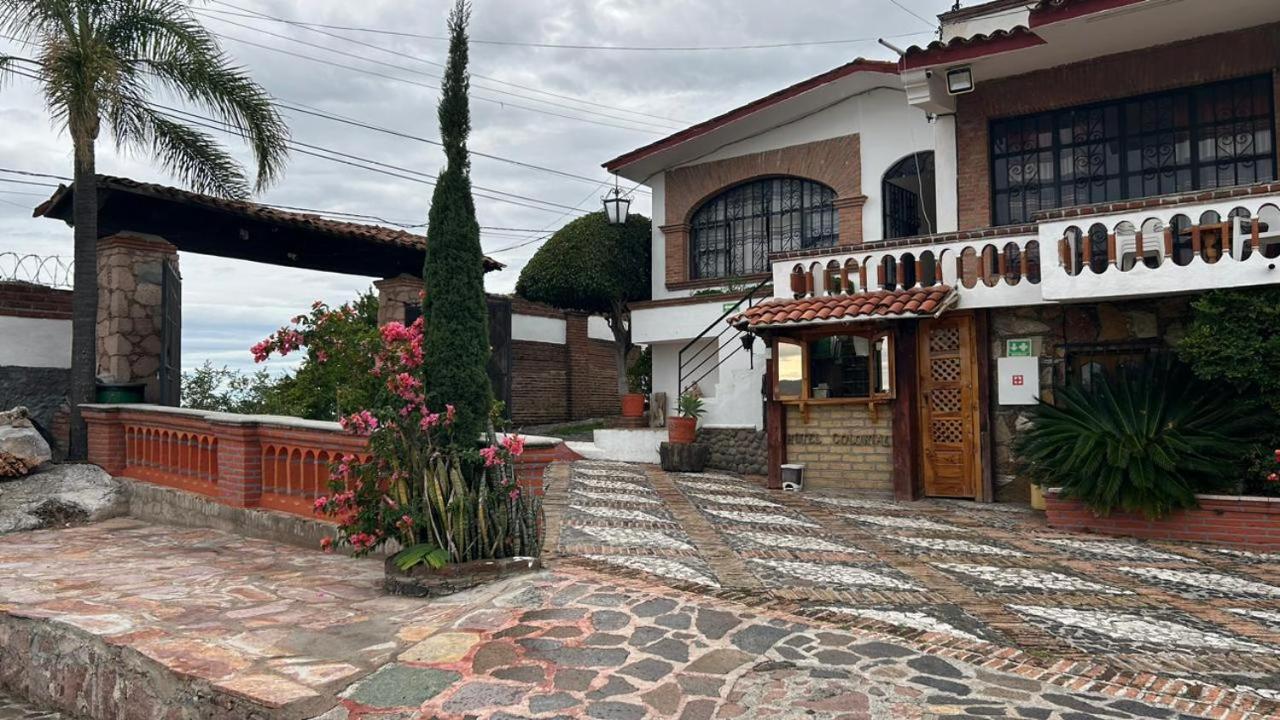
[0,463,128,534]
[0,407,52,478]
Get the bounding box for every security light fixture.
[602,179,631,224]
[946,66,974,95]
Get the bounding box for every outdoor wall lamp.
[603,179,631,224]
[946,66,974,95]
[741,332,756,369]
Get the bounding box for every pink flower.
[480,445,503,467]
[501,434,525,457]
[509,488,520,501]
[339,410,379,436]
[445,405,456,424]
[250,339,271,363]
[320,536,334,553]
[313,496,328,513]
[316,350,328,363]
[420,412,440,430]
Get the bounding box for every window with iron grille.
[689,176,838,279]
[990,74,1276,225]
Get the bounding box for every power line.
[0,177,59,188]
[199,2,690,126]
[194,12,682,133]
[196,7,933,52]
[208,32,668,135]
[274,100,648,195]
[0,167,70,181]
[156,105,592,217]
[887,0,939,30]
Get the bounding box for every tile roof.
[33,175,504,271]
[730,287,956,330]
[903,26,1044,69]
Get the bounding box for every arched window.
[883,151,936,239]
[689,177,838,279]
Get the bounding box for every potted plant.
[668,392,704,445]
[621,348,650,418]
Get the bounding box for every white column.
[933,114,959,233]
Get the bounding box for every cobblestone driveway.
[547,460,1280,715]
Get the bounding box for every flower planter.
[668,416,697,445]
[384,555,541,598]
[620,393,646,418]
[1044,488,1280,550]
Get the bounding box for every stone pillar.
[374,274,424,326]
[96,233,178,403]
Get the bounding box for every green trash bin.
[95,382,147,404]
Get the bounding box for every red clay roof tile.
[730,286,956,330]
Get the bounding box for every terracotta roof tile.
[730,286,956,330]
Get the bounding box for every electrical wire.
[194,12,682,133]
[199,1,690,126]
[196,6,933,53]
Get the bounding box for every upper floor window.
[990,74,1276,225]
[883,152,936,239]
[689,176,838,279]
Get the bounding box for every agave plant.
[1015,360,1260,519]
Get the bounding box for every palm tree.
[0,0,289,459]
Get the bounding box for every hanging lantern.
[602,186,631,225]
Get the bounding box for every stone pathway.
[0,695,60,720]
[2,465,1279,718]
[547,460,1280,716]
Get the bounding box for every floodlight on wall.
[946,66,974,95]
[602,177,631,224]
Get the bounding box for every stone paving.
[2,461,1280,718]
[548,460,1280,716]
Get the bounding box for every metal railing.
[676,278,770,397]
[0,252,74,288]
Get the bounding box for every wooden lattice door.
[918,314,980,499]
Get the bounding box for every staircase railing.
[676,278,770,397]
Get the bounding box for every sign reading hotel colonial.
[786,431,892,448]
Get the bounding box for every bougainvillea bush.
[255,315,542,565]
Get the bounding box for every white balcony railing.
[770,232,1044,309]
[1038,192,1280,302]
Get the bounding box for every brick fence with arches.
[83,404,574,519]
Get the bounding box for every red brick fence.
[1045,489,1280,550]
[83,404,576,518]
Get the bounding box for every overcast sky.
[0,0,953,374]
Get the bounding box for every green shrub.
[1015,361,1260,519]
[626,346,652,395]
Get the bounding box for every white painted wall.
[932,114,959,233]
[511,313,566,345]
[587,315,613,341]
[0,316,71,369]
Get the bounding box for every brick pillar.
[833,195,867,247]
[659,223,690,286]
[374,274,424,326]
[82,406,125,475]
[564,313,594,421]
[213,418,262,508]
[97,233,178,403]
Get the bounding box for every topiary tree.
[516,211,651,394]
[421,0,492,445]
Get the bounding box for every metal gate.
[486,296,512,417]
[159,259,181,406]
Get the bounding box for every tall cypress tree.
[422,0,492,445]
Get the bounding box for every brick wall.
[1046,492,1280,550]
[660,134,865,288]
[0,281,72,319]
[506,300,621,427]
[956,23,1280,230]
[784,403,893,494]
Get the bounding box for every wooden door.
[918,313,981,498]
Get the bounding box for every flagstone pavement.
[0,460,1279,718]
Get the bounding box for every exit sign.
[1006,339,1033,357]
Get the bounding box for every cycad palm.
[0,0,289,458]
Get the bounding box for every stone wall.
[96,234,178,403]
[987,297,1194,502]
[0,281,72,432]
[784,403,893,494]
[696,426,767,476]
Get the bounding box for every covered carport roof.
[33,175,503,277]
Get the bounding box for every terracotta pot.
[668,416,697,445]
[620,393,646,418]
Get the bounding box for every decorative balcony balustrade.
[772,232,1044,309]
[83,404,572,519]
[1038,189,1280,301]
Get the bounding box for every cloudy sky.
[0,0,953,374]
